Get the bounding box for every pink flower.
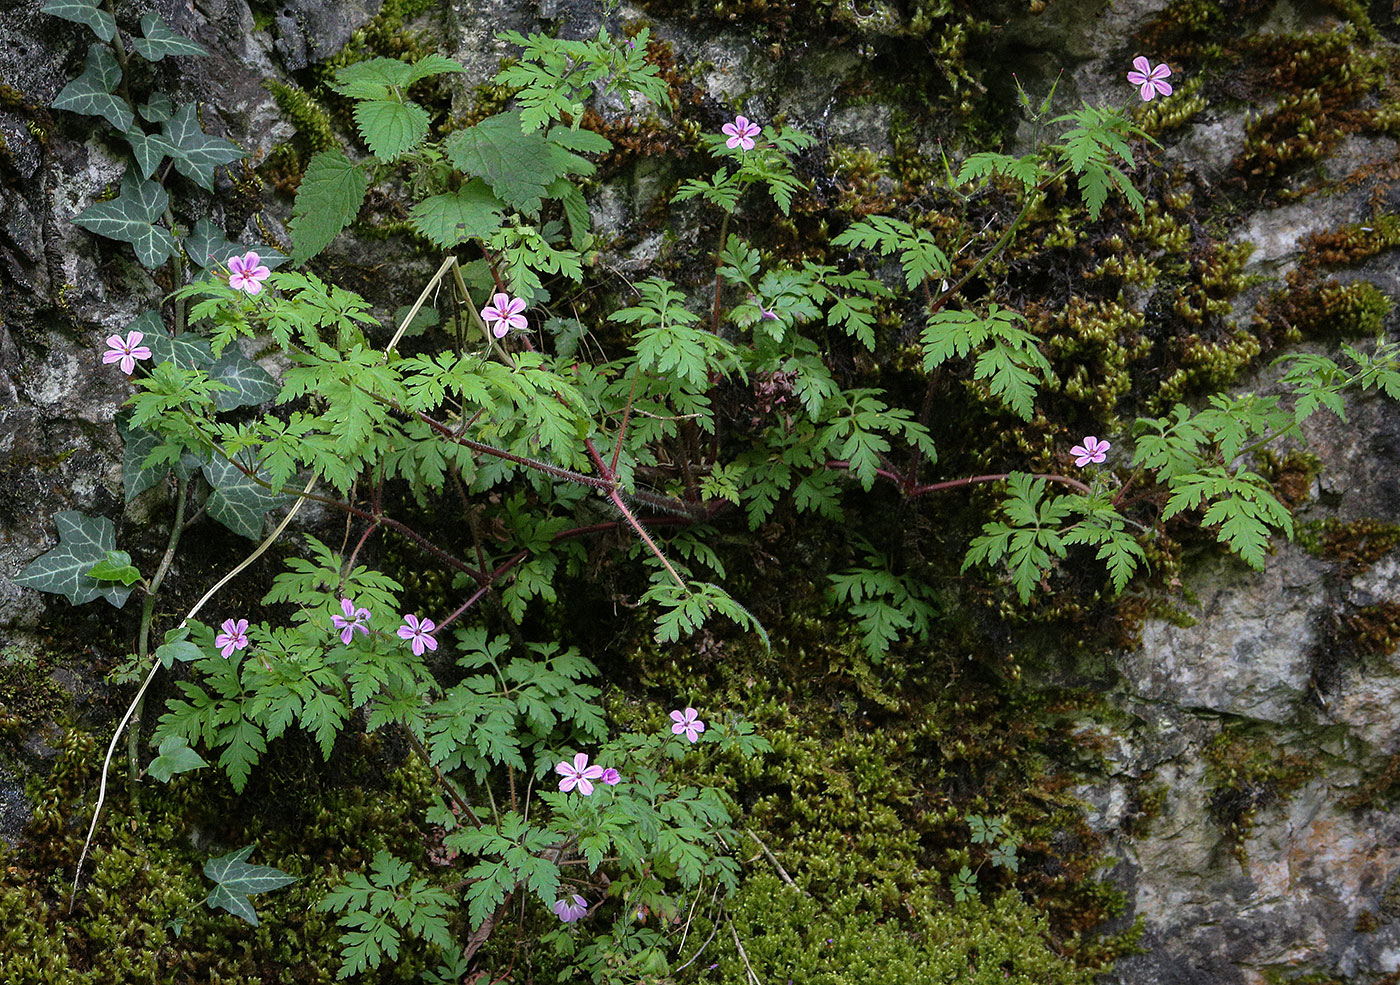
[480,292,527,338]
[553,894,588,922]
[556,752,606,795]
[215,618,249,658]
[102,331,153,375]
[722,115,760,151]
[396,614,438,656]
[600,768,621,786]
[227,252,271,295]
[1127,57,1172,101]
[669,707,705,743]
[331,597,371,645]
[1070,435,1111,467]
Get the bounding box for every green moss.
[1298,518,1400,573]
[1204,724,1316,862]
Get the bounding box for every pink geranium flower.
[331,597,371,645]
[1070,436,1111,467]
[102,331,153,375]
[669,707,705,743]
[556,752,606,795]
[1127,57,1172,101]
[215,618,249,658]
[722,115,760,151]
[600,768,621,786]
[227,252,271,295]
[480,292,527,338]
[396,614,438,656]
[553,894,588,922]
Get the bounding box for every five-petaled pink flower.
[1127,57,1172,101]
[556,752,606,795]
[102,331,153,375]
[553,894,588,922]
[227,252,271,295]
[480,292,528,338]
[331,597,371,645]
[397,614,438,656]
[1071,436,1111,467]
[215,618,249,658]
[670,707,705,743]
[722,115,760,151]
[601,768,621,786]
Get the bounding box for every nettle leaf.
[444,111,581,215]
[148,735,208,782]
[88,549,142,586]
[408,179,503,247]
[289,149,368,264]
[15,510,132,607]
[202,455,289,539]
[162,102,243,190]
[211,349,278,411]
[353,99,430,162]
[53,43,131,133]
[203,846,297,926]
[72,168,175,268]
[42,0,115,41]
[132,11,207,61]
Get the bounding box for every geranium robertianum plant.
[16,9,1400,981]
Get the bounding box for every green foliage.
[1161,467,1293,570]
[72,168,175,268]
[52,42,129,132]
[319,850,452,978]
[146,735,209,781]
[921,305,1053,420]
[14,511,133,607]
[332,54,461,161]
[202,845,297,926]
[1052,103,1149,220]
[87,549,142,586]
[832,215,951,290]
[42,0,115,41]
[963,473,1074,604]
[161,102,243,190]
[131,12,208,61]
[444,111,597,216]
[828,549,939,660]
[288,149,369,263]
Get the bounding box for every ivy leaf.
[131,12,208,61]
[162,102,244,191]
[289,149,368,264]
[353,99,430,162]
[125,129,176,179]
[210,348,278,411]
[202,454,289,539]
[87,549,142,586]
[140,92,174,123]
[72,168,175,268]
[15,510,133,607]
[41,0,115,41]
[407,179,503,247]
[137,313,216,371]
[53,43,131,133]
[148,735,208,782]
[203,846,297,926]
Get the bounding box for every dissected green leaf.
[289,149,368,264]
[15,511,132,607]
[53,42,131,133]
[132,11,208,61]
[407,179,503,247]
[162,102,243,190]
[41,0,115,41]
[204,846,297,926]
[72,168,175,268]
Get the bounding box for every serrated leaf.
[203,846,296,926]
[87,549,141,585]
[210,348,278,411]
[202,455,289,539]
[353,99,429,161]
[132,12,207,61]
[162,102,243,190]
[444,111,577,215]
[53,43,131,133]
[15,510,132,607]
[72,168,175,268]
[42,0,115,41]
[407,180,503,247]
[331,56,416,99]
[148,735,208,781]
[289,149,368,264]
[155,639,203,668]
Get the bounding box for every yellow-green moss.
[1204,724,1316,862]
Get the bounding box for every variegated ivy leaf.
[52,43,131,134]
[183,220,289,271]
[118,411,205,502]
[203,846,296,926]
[72,168,175,268]
[211,348,278,411]
[126,129,176,179]
[202,454,288,539]
[40,0,115,42]
[132,310,216,371]
[140,92,174,123]
[131,11,207,61]
[15,510,133,607]
[162,102,244,191]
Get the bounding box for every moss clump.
[1305,215,1400,268]
[707,874,1111,985]
[1204,724,1316,862]
[1298,518,1400,574]
[1255,271,1394,345]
